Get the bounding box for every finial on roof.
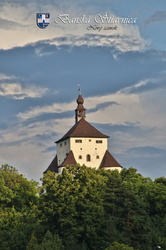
[78,84,81,95]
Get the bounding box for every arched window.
[86,154,91,162]
[79,155,82,159]
[96,155,99,159]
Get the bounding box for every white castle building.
[44,90,122,174]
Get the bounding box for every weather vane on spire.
[78,84,81,95]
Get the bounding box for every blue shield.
[36,13,50,29]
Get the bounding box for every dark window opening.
[86,154,91,162]
[75,140,82,143]
[96,140,102,143]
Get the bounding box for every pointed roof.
[100,150,122,169]
[56,118,109,143]
[59,150,77,167]
[43,155,58,174]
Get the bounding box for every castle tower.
[44,90,122,174]
[75,87,86,124]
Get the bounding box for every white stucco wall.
[56,137,121,172]
[57,138,70,165]
[58,166,64,174]
[70,137,107,169]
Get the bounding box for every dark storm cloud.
[20,102,118,127]
[91,122,154,138]
[143,10,166,27]
[0,35,166,130]
[22,111,73,126]
[0,132,58,148]
[88,101,119,113]
[0,34,165,101]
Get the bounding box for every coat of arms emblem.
[36,13,50,29]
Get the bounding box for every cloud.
[50,33,147,52]
[18,101,119,128]
[0,83,47,99]
[118,77,166,94]
[87,101,119,113]
[1,40,164,103]
[22,111,73,126]
[0,131,58,148]
[42,146,56,153]
[91,122,155,142]
[0,138,27,148]
[126,146,166,158]
[0,17,27,30]
[0,0,64,7]
[0,0,147,52]
[144,10,166,27]
[115,146,166,180]
[34,132,58,142]
[0,74,17,81]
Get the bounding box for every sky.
[0,0,166,182]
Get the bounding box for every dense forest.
[1,164,166,250]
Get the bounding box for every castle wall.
[70,137,107,169]
[57,138,70,165]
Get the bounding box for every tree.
[103,168,153,249]
[155,177,166,186]
[26,234,39,250]
[105,241,135,250]
[39,165,108,250]
[0,164,39,211]
[0,164,40,250]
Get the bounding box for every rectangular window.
[60,143,62,147]
[64,142,66,145]
[96,140,102,143]
[75,140,82,143]
[89,139,91,142]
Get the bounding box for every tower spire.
[75,85,86,124]
[78,84,81,95]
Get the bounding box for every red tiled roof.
[100,150,122,169]
[59,150,77,167]
[56,118,109,143]
[44,155,58,174]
